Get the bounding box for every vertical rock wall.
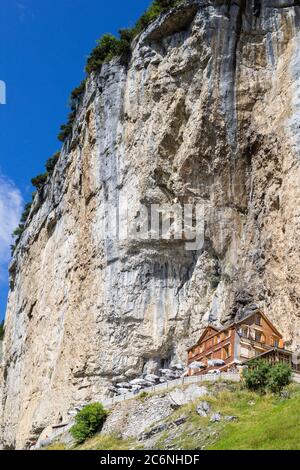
[1,0,300,448]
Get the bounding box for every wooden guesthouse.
[187,310,298,375]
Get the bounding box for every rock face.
[1,0,300,449]
[101,394,174,440]
[169,384,209,406]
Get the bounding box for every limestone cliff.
[1,0,300,449]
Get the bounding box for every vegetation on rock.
[0,320,4,340]
[12,0,183,250]
[59,1,183,140]
[31,173,48,190]
[85,34,121,74]
[45,151,60,174]
[85,0,183,74]
[70,403,107,444]
[11,151,60,253]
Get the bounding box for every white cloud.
[0,173,23,282]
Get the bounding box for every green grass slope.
[45,383,300,451]
[209,386,300,450]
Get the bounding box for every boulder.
[196,408,208,418]
[196,401,210,417]
[138,415,187,441]
[159,378,167,383]
[116,382,131,389]
[225,415,238,422]
[159,368,172,375]
[169,384,209,407]
[139,423,168,441]
[38,437,54,448]
[107,386,119,396]
[210,413,222,423]
[144,374,160,383]
[116,388,130,395]
[171,363,184,371]
[165,374,178,381]
[130,378,148,386]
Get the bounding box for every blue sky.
[0,0,150,321]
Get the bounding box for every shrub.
[155,0,182,11]
[116,29,136,64]
[243,360,292,394]
[12,224,25,240]
[45,152,60,174]
[243,360,271,394]
[20,202,32,224]
[70,80,86,104]
[267,363,292,394]
[85,1,183,74]
[12,154,59,253]
[11,223,25,254]
[57,110,76,143]
[139,391,149,400]
[86,34,120,74]
[0,320,4,341]
[31,173,48,190]
[58,124,72,142]
[11,199,35,253]
[70,403,107,444]
[135,0,182,32]
[58,80,86,143]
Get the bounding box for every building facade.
[187,311,286,375]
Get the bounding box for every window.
[270,336,279,347]
[255,314,262,326]
[214,335,222,345]
[255,331,262,343]
[222,345,231,360]
[239,326,249,338]
[222,330,230,341]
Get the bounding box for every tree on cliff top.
[85,0,183,74]
[0,320,4,341]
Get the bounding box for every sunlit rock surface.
[1,0,300,448]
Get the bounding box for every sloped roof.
[188,325,219,351]
[234,310,283,338]
[187,310,283,351]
